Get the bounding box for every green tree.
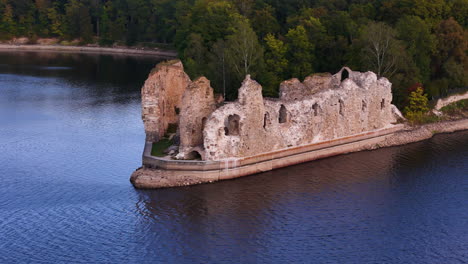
[46,4,64,37]
[432,18,467,90]
[0,3,16,39]
[263,33,288,96]
[184,33,208,78]
[250,5,280,40]
[404,87,429,122]
[396,16,436,82]
[65,0,93,41]
[285,25,314,79]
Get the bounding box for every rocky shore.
[377,118,468,148]
[0,44,177,59]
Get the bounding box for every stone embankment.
[130,119,468,189]
[0,44,177,58]
[432,91,468,115]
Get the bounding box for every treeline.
[0,0,467,106]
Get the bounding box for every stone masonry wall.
[141,60,191,142]
[177,77,217,159]
[140,62,400,161]
[202,68,397,161]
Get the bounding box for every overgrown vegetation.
[1,0,466,106]
[151,139,172,157]
[440,99,468,115]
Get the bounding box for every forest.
[0,0,467,107]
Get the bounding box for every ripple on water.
[1,52,467,263]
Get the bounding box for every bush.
[404,87,433,124]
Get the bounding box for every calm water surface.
[0,52,467,263]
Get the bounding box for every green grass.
[440,99,468,114]
[151,139,173,157]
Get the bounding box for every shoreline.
[130,118,468,189]
[0,44,178,59]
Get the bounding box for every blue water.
[0,51,467,263]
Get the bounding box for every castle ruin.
[141,60,403,162]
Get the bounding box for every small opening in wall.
[279,105,288,123]
[174,107,180,115]
[381,99,385,110]
[224,114,240,136]
[201,117,207,131]
[263,112,270,129]
[162,100,165,116]
[312,103,320,116]
[339,99,345,116]
[362,100,367,112]
[341,69,349,82]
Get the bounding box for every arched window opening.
[362,100,367,112]
[381,99,385,110]
[279,105,288,123]
[341,69,349,82]
[224,114,240,136]
[339,99,345,116]
[312,103,320,116]
[186,151,202,160]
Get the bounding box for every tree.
[0,3,16,39]
[396,16,436,82]
[207,39,228,98]
[285,25,314,79]
[46,5,64,37]
[225,18,264,81]
[65,0,93,41]
[404,87,429,122]
[358,21,404,78]
[263,33,288,96]
[184,33,208,78]
[250,5,280,40]
[432,18,467,91]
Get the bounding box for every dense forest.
[0,0,467,106]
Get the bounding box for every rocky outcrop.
[177,77,217,159]
[141,60,191,141]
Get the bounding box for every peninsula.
[131,60,468,189]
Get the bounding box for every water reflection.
[133,132,467,262]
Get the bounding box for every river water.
[0,51,467,263]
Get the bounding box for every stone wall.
[177,77,217,159]
[141,60,191,141]
[203,68,397,161]
[140,62,401,161]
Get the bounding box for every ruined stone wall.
[177,77,217,159]
[139,62,400,161]
[202,68,397,161]
[141,60,191,142]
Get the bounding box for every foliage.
[151,139,173,157]
[440,99,468,115]
[404,87,430,122]
[0,0,466,104]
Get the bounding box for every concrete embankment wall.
[131,119,468,189]
[0,44,177,59]
[434,91,468,110]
